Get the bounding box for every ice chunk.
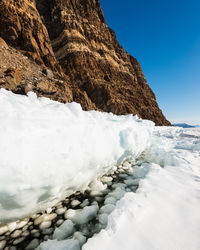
[80,199,90,208]
[71,200,81,208]
[26,239,40,249]
[98,213,108,225]
[99,204,115,215]
[100,176,113,183]
[39,221,51,230]
[124,178,140,186]
[73,232,86,246]
[53,220,75,241]
[104,197,117,205]
[107,187,126,200]
[34,214,57,226]
[64,205,99,225]
[131,164,150,179]
[38,239,80,250]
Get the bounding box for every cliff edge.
[0,0,171,125]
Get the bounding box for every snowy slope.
[0,89,153,223]
[84,127,200,250]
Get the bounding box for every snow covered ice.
[39,128,200,250]
[84,127,200,250]
[0,89,152,223]
[0,89,200,250]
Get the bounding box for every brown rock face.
[0,0,60,71]
[0,0,171,125]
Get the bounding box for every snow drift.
[0,89,153,223]
[83,127,200,250]
[37,127,200,250]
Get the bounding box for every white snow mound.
[83,127,200,250]
[0,89,153,223]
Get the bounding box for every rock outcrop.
[0,0,171,125]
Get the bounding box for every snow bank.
[83,128,200,250]
[0,89,153,223]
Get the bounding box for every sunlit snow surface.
[1,90,200,250]
[84,127,200,250]
[0,89,153,223]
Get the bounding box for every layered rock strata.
[0,0,170,125]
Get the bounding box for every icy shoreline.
[0,89,153,223]
[1,127,200,250]
[84,127,200,250]
[0,159,147,249]
[0,90,200,250]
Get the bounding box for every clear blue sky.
[100,0,200,125]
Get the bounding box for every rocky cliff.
[0,0,171,125]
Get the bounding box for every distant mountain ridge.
[173,123,200,128]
